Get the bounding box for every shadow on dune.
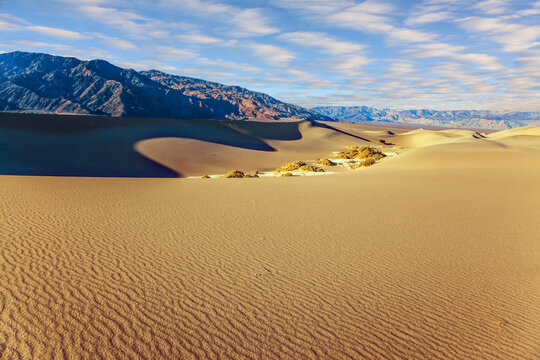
[313,121,371,142]
[0,113,308,177]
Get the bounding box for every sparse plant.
[224,170,245,178]
[281,172,293,177]
[354,146,386,160]
[316,158,334,166]
[379,139,386,144]
[353,158,377,168]
[244,171,259,178]
[299,164,324,172]
[201,175,211,178]
[275,161,306,172]
[335,152,354,159]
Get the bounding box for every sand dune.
[135,120,374,176]
[1,120,539,359]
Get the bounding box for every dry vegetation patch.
[335,146,387,160]
[224,170,245,178]
[275,161,306,172]
[275,161,323,173]
[299,165,324,172]
[353,158,377,168]
[316,158,334,166]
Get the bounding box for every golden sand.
[1,122,539,359]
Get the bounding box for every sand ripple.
[1,167,539,359]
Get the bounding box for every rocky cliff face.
[312,106,540,130]
[141,70,327,120]
[0,51,329,121]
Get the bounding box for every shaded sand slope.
[1,161,540,358]
[0,113,360,177]
[135,120,371,176]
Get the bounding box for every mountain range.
[3,51,540,130]
[0,51,328,121]
[312,106,540,130]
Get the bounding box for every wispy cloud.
[249,43,295,66]
[475,0,510,15]
[2,0,540,111]
[28,26,87,40]
[180,0,279,37]
[94,34,138,51]
[328,1,394,33]
[458,16,540,52]
[270,0,353,14]
[279,31,365,55]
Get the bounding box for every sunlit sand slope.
[135,120,371,176]
[1,167,539,358]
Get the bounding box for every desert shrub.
[335,146,386,160]
[275,161,306,172]
[353,158,377,168]
[244,170,260,178]
[224,170,245,178]
[354,146,387,160]
[335,151,354,159]
[379,139,386,144]
[281,172,293,177]
[316,158,334,166]
[299,165,324,172]
[201,175,211,179]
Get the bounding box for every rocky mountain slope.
[312,106,540,130]
[141,70,324,120]
[0,51,329,121]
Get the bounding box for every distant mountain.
[0,51,329,121]
[141,70,326,121]
[312,106,540,130]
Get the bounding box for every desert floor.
[1,119,539,359]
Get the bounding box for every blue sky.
[1,0,539,110]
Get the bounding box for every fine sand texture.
[1,121,540,359]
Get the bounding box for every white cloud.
[279,31,365,55]
[459,16,540,52]
[154,46,199,60]
[178,33,222,45]
[388,28,435,43]
[270,0,353,14]
[250,43,295,66]
[0,20,21,31]
[386,61,416,76]
[475,0,509,15]
[228,9,278,37]
[405,11,451,26]
[94,34,138,51]
[28,26,87,40]
[328,1,394,33]
[457,53,503,71]
[179,0,278,37]
[407,42,465,58]
[333,54,371,76]
[197,58,262,74]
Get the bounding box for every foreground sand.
[1,123,540,359]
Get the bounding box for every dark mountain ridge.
[0,51,329,121]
